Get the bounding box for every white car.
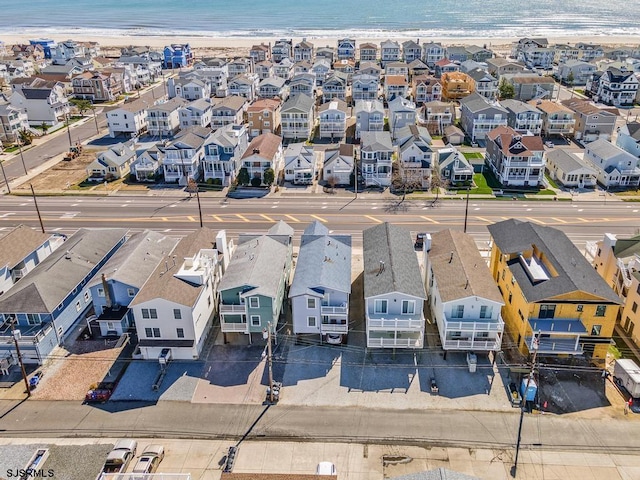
[316,461,337,475]
[545,141,554,148]
[326,334,343,345]
[132,444,165,475]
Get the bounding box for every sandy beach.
[2,33,640,59]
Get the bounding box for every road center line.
[285,214,300,223]
[260,214,275,222]
[310,214,327,223]
[236,214,250,222]
[420,216,440,224]
[364,215,382,223]
[551,217,567,224]
[475,216,491,223]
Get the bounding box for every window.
[501,270,505,281]
[539,304,556,319]
[153,328,161,337]
[577,304,583,312]
[173,309,182,320]
[145,327,153,337]
[307,316,316,327]
[26,314,40,325]
[249,297,260,308]
[508,293,513,304]
[149,309,157,319]
[401,300,415,315]
[452,305,464,318]
[374,299,388,314]
[591,325,602,336]
[251,315,261,326]
[480,305,492,319]
[76,301,82,312]
[142,308,150,319]
[84,291,90,302]
[633,302,638,314]
[307,298,316,309]
[176,328,185,338]
[127,288,136,297]
[595,305,606,317]
[97,287,105,297]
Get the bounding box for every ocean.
[1,0,640,40]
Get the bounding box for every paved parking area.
[111,361,203,402]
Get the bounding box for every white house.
[380,40,401,67]
[360,131,394,187]
[202,124,248,185]
[283,142,317,185]
[211,95,247,130]
[289,221,351,341]
[281,93,315,140]
[240,133,284,185]
[426,229,505,353]
[616,122,640,158]
[10,78,70,126]
[147,97,188,137]
[352,73,379,101]
[168,77,211,101]
[388,96,417,139]
[178,98,212,129]
[323,143,355,186]
[86,141,137,181]
[583,138,640,188]
[162,127,209,184]
[545,148,597,188]
[395,125,434,190]
[355,99,384,139]
[318,99,349,140]
[107,98,149,138]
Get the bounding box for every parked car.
[414,232,427,250]
[545,141,554,148]
[326,333,343,345]
[316,461,337,475]
[132,444,165,475]
[29,371,44,390]
[98,439,137,479]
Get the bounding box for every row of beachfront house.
[0,219,622,368]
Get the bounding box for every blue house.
[29,38,57,59]
[87,230,178,337]
[0,228,127,364]
[163,44,193,69]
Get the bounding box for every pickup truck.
[97,439,137,479]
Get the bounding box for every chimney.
[216,230,230,271]
[101,273,112,309]
[449,252,454,263]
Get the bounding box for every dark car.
[415,233,427,250]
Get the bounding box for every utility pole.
[10,318,31,397]
[18,138,28,176]
[195,184,203,228]
[30,184,45,233]
[0,159,10,194]
[263,322,275,403]
[91,106,99,135]
[511,330,540,478]
[65,113,73,148]
[463,185,470,233]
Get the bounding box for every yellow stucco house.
[488,220,622,363]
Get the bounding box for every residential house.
[210,95,247,130]
[322,72,348,102]
[273,58,294,80]
[227,74,258,101]
[281,93,315,140]
[545,148,597,188]
[357,62,381,78]
[163,44,193,68]
[351,73,379,102]
[28,39,57,59]
[289,73,316,98]
[130,146,162,182]
[501,99,543,135]
[395,125,434,189]
[434,59,460,78]
[337,38,356,60]
[294,39,314,62]
[71,70,123,102]
[513,38,554,69]
[586,233,640,351]
[258,76,288,99]
[422,42,446,67]
[426,230,505,352]
[402,40,422,63]
[486,126,545,187]
[249,44,270,63]
[466,45,494,63]
[408,59,430,79]
[318,99,349,140]
[289,222,351,340]
[467,68,498,100]
[441,71,475,101]
[87,231,178,337]
[444,125,465,146]
[388,96,417,139]
[115,55,162,87]
[283,142,317,184]
[412,75,442,104]
[446,46,471,63]
[0,225,64,298]
[561,99,619,142]
[530,99,575,137]
[162,127,209,183]
[315,46,335,64]
[311,59,332,86]
[240,133,284,185]
[218,222,293,341]
[0,228,126,364]
[583,138,640,188]
[86,141,137,181]
[50,40,85,65]
[178,98,213,129]
[363,223,426,348]
[420,101,455,135]
[106,98,149,138]
[557,60,597,86]
[616,122,640,158]
[437,144,474,185]
[0,100,28,145]
[202,124,248,185]
[255,60,274,80]
[355,99,385,139]
[485,57,526,78]
[360,131,394,187]
[294,61,313,76]
[168,76,211,101]
[229,58,254,79]
[247,98,281,138]
[587,67,639,107]
[385,61,410,78]
[380,40,401,67]
[553,44,581,65]
[384,75,409,101]
[459,93,508,142]
[10,78,70,125]
[131,228,226,360]
[272,39,293,63]
[502,73,556,101]
[323,143,354,185]
[146,97,187,137]
[359,43,378,62]
[187,66,228,97]
[488,219,622,361]
[333,59,356,80]
[576,43,605,62]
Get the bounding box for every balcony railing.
[321,322,349,334]
[368,316,424,330]
[220,321,248,333]
[442,338,502,351]
[525,336,582,354]
[367,336,423,348]
[220,304,246,313]
[444,319,504,332]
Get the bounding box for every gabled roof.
[0,225,53,271]
[97,142,136,167]
[612,234,640,260]
[218,223,292,298]
[355,99,384,115]
[241,133,282,161]
[437,145,473,171]
[205,124,246,148]
[487,126,544,156]
[487,220,621,304]
[529,99,573,115]
[166,128,210,150]
[324,144,354,167]
[546,149,596,174]
[212,95,247,112]
[363,223,426,299]
[585,138,637,162]
[0,228,127,314]
[319,99,348,114]
[282,93,314,113]
[148,97,187,112]
[560,99,619,117]
[289,222,352,298]
[396,125,432,150]
[130,228,217,308]
[258,76,286,89]
[116,98,150,114]
[247,98,281,112]
[500,99,541,115]
[623,122,640,141]
[284,142,315,168]
[360,131,393,152]
[460,92,506,114]
[87,230,179,290]
[429,230,504,304]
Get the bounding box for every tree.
[18,129,33,146]
[70,98,93,117]
[263,168,275,186]
[237,167,250,186]
[430,170,450,203]
[250,176,262,187]
[326,174,339,193]
[391,162,423,201]
[186,177,198,197]
[40,122,50,135]
[566,71,575,88]
[498,79,515,100]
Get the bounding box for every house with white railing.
[161,127,209,184]
[283,142,317,185]
[289,221,351,342]
[364,223,426,349]
[318,99,349,140]
[239,132,284,185]
[202,124,248,185]
[360,131,393,187]
[582,138,640,188]
[485,125,545,187]
[426,229,505,353]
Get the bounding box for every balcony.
[525,335,583,355]
[321,321,348,334]
[442,337,502,351]
[368,316,424,330]
[220,304,246,313]
[367,333,423,349]
[220,320,248,333]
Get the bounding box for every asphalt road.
[0,195,637,247]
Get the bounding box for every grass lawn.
[456,173,492,195]
[535,189,557,195]
[463,152,484,160]
[545,173,560,189]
